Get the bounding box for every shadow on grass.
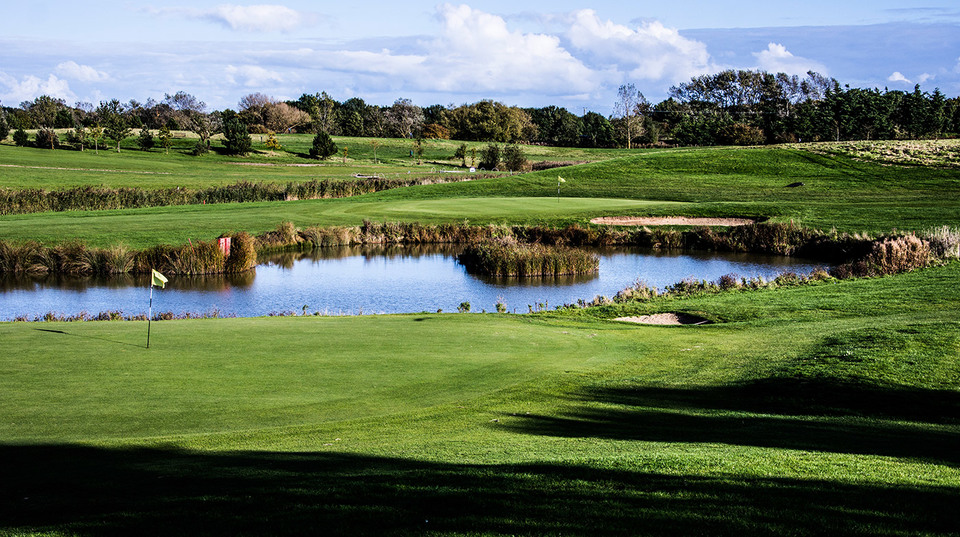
[2,444,958,536]
[34,327,145,349]
[507,380,960,465]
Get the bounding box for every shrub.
[137,127,155,151]
[0,114,8,141]
[35,128,59,149]
[719,122,765,146]
[457,238,599,277]
[225,232,257,273]
[310,131,337,160]
[479,143,501,170]
[458,301,471,313]
[221,118,251,155]
[454,143,468,166]
[12,128,29,147]
[922,226,960,260]
[502,144,529,172]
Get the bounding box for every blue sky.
[2,1,959,114]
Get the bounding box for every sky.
[2,1,959,115]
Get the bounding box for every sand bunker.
[591,216,756,226]
[614,313,709,325]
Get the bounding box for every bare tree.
[163,91,212,147]
[614,84,647,149]
[263,102,309,133]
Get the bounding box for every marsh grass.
[457,237,599,277]
[0,174,503,215]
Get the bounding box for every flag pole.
[147,282,153,349]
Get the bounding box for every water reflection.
[0,245,825,320]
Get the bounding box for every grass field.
[1,137,959,535]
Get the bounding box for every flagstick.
[147,283,153,349]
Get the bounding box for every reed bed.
[457,237,599,277]
[0,174,499,215]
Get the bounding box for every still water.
[0,245,824,320]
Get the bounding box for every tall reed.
[457,237,599,277]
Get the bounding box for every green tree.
[502,144,528,171]
[137,126,155,151]
[13,128,29,147]
[454,143,468,166]
[310,131,337,160]
[157,124,172,154]
[221,117,252,155]
[98,99,131,152]
[479,143,501,170]
[34,128,59,149]
[0,111,8,141]
[89,124,104,154]
[71,125,87,151]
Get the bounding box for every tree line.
[1,70,959,153]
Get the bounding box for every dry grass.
[799,139,960,168]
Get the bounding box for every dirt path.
[0,164,172,175]
[591,216,755,226]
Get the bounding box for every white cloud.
[917,72,934,84]
[752,43,826,76]
[146,4,313,33]
[225,65,285,87]
[565,10,716,82]
[0,72,75,104]
[55,61,110,83]
[207,4,308,32]
[282,4,599,96]
[888,71,911,83]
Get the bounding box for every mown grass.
[1,262,958,535]
[2,144,958,248]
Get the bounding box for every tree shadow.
[1,444,958,536]
[507,379,960,466]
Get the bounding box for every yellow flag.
[558,176,565,183]
[151,269,168,288]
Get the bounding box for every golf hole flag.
[151,269,168,288]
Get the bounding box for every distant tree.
[386,98,424,138]
[581,112,616,148]
[0,112,8,141]
[23,95,65,132]
[34,128,59,149]
[137,126,155,151]
[157,124,172,154]
[70,125,87,151]
[13,127,29,147]
[163,91,213,149]
[421,123,450,139]
[310,131,337,160]
[614,84,647,149]
[502,144,528,171]
[479,143,501,170]
[454,143,467,166]
[98,99,131,152]
[264,102,309,133]
[369,139,381,163]
[412,137,424,164]
[221,117,252,155]
[89,124,104,154]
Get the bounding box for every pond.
[0,245,825,320]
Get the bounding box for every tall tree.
[221,117,252,155]
[614,84,646,149]
[97,99,131,152]
[163,91,212,149]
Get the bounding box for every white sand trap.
[591,216,756,226]
[614,313,709,325]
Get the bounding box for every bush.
[221,118,252,156]
[719,123,765,146]
[137,127,155,151]
[34,128,59,149]
[12,128,29,147]
[0,114,8,141]
[502,144,529,172]
[454,143,467,166]
[310,131,337,160]
[479,143,501,170]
